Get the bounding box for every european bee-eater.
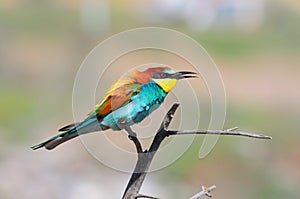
[31,67,197,150]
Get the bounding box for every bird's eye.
[160,73,167,78]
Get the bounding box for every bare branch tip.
[169,103,180,112]
[265,135,272,139]
[173,102,180,106]
[228,127,239,131]
[190,185,216,199]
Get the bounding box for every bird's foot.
[128,132,137,140]
[124,126,137,139]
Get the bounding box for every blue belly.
[101,82,166,130]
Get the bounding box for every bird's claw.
[128,132,137,140]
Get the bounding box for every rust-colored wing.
[88,78,141,117]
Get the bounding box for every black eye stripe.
[152,72,169,79]
[152,73,160,78]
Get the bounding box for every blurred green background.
[0,0,299,198]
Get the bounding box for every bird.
[31,66,198,150]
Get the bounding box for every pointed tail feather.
[31,130,78,150]
[58,122,80,132]
[31,117,105,150]
[45,134,78,150]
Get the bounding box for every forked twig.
[122,103,272,199]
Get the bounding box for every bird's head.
[144,67,198,93]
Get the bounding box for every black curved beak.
[172,71,198,79]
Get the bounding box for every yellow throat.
[154,79,178,93]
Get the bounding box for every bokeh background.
[1,0,299,198]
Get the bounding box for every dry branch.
[122,103,272,199]
[168,127,272,139]
[190,185,217,199]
